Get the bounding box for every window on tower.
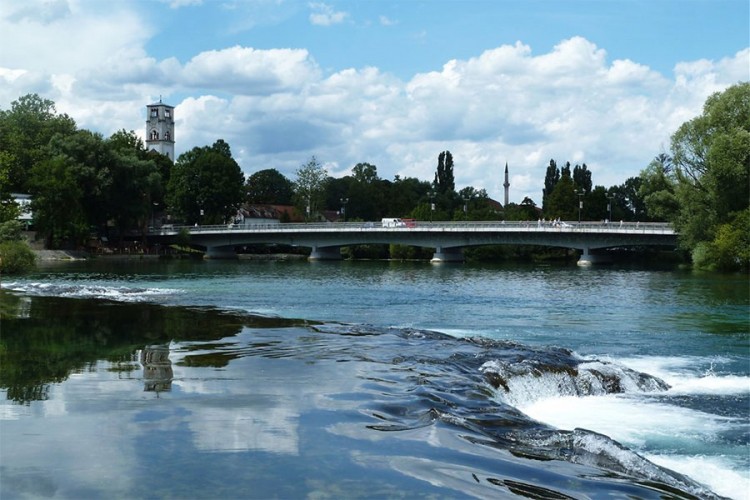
[165,109,171,118]
[151,109,158,117]
[150,130,159,140]
[165,131,171,141]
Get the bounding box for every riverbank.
[34,249,91,261]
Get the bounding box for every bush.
[0,220,23,242]
[0,240,36,274]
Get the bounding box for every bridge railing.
[150,221,674,235]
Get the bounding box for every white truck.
[381,218,407,228]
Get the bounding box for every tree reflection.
[0,293,310,404]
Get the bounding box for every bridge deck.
[154,220,674,235]
[149,221,676,263]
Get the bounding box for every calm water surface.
[1,259,748,499]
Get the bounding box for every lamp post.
[606,194,613,224]
[429,190,436,222]
[151,202,159,230]
[340,197,348,222]
[463,196,469,219]
[576,191,583,223]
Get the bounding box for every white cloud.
[181,46,320,94]
[308,2,348,26]
[164,0,203,7]
[379,15,397,26]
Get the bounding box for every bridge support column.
[431,246,464,263]
[205,246,238,259]
[309,246,342,261]
[577,248,612,266]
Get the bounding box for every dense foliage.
[246,168,294,205]
[166,140,245,225]
[669,83,749,271]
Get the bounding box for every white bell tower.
[145,99,175,160]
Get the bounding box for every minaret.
[145,98,175,160]
[503,162,510,206]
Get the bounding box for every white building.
[12,193,32,226]
[145,100,175,160]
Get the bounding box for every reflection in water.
[141,344,173,393]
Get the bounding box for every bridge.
[149,220,677,265]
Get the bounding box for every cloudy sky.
[1,0,747,203]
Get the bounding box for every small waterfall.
[480,356,670,407]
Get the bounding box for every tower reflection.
[141,344,173,393]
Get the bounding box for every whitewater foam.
[647,454,750,500]
[618,355,750,395]
[3,281,182,302]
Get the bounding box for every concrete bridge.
[150,220,677,265]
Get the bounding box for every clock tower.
[145,99,175,160]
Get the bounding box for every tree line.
[1,82,748,271]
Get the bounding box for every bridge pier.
[309,245,343,261]
[205,246,238,259]
[431,246,464,263]
[577,248,612,266]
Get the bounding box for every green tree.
[293,156,328,220]
[246,168,294,205]
[30,156,88,248]
[434,151,455,195]
[573,163,592,194]
[342,163,387,221]
[0,160,20,223]
[670,82,750,270]
[167,140,245,225]
[542,159,559,211]
[389,176,431,219]
[0,94,77,193]
[639,154,679,221]
[545,174,577,220]
[352,162,378,184]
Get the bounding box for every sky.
[1,0,748,204]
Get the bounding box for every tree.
[246,168,294,205]
[293,156,328,220]
[390,176,431,218]
[434,151,455,195]
[0,159,19,223]
[339,163,388,221]
[670,82,750,270]
[0,94,76,193]
[30,156,88,248]
[545,174,577,220]
[573,163,592,194]
[352,162,378,184]
[167,140,245,225]
[542,159,560,211]
[639,155,679,221]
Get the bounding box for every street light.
[340,197,348,222]
[463,196,469,219]
[429,190,436,222]
[606,194,614,224]
[576,191,584,223]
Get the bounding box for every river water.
[1,258,748,499]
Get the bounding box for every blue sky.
[1,0,748,202]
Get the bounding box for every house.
[11,193,33,228]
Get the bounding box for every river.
[1,258,748,499]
